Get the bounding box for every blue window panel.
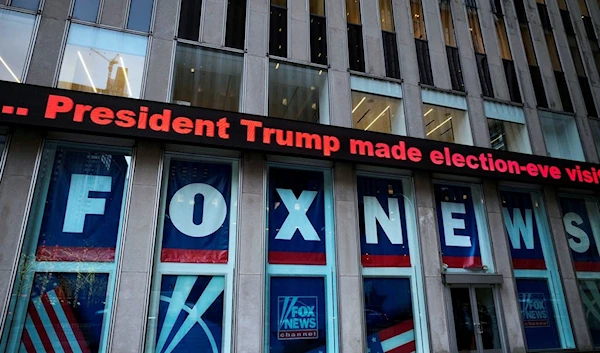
[269,277,327,353]
[155,275,225,353]
[357,177,410,267]
[516,278,561,350]
[268,168,326,265]
[559,197,600,271]
[19,272,109,352]
[501,191,546,270]
[161,160,232,264]
[434,184,482,269]
[10,0,39,11]
[578,280,600,347]
[127,0,154,32]
[35,148,129,262]
[72,0,100,22]
[363,278,416,352]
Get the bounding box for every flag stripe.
[381,329,415,352]
[32,295,65,353]
[574,261,600,272]
[161,249,228,263]
[379,320,414,341]
[512,258,546,270]
[36,246,115,262]
[53,288,91,353]
[27,301,56,353]
[387,340,416,353]
[21,329,35,353]
[24,317,46,353]
[442,256,483,269]
[40,293,74,353]
[268,251,326,265]
[361,255,411,267]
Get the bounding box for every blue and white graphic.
[277,296,318,340]
[270,277,327,353]
[516,279,560,350]
[559,197,600,272]
[162,160,231,264]
[268,168,326,265]
[36,148,128,262]
[434,184,482,269]
[357,177,410,267]
[156,275,224,353]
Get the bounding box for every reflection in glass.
[351,91,401,133]
[73,0,101,22]
[424,104,471,145]
[411,0,426,40]
[475,288,502,349]
[269,61,329,123]
[488,119,530,153]
[11,0,40,11]
[172,45,243,111]
[128,0,154,32]
[540,112,585,161]
[58,24,148,98]
[451,288,476,351]
[440,0,456,47]
[0,9,35,83]
[467,7,485,54]
[578,280,600,347]
[516,278,562,350]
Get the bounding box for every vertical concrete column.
[413,172,452,353]
[100,0,128,27]
[502,0,548,156]
[333,163,363,353]
[523,0,562,110]
[450,0,490,148]
[0,129,43,332]
[327,0,352,128]
[477,0,510,101]
[481,181,527,353]
[393,0,425,138]
[360,0,386,76]
[289,0,310,61]
[109,142,162,353]
[200,0,226,46]
[243,0,269,116]
[543,186,594,351]
[422,0,452,90]
[25,0,69,87]
[234,152,266,353]
[144,0,178,102]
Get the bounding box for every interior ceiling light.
[426,116,452,136]
[352,96,366,113]
[119,56,133,97]
[77,51,97,93]
[365,105,391,131]
[424,108,434,116]
[0,56,20,83]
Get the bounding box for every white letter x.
[274,188,320,241]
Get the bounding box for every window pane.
[540,112,585,161]
[579,0,590,16]
[346,0,361,24]
[424,104,470,144]
[127,0,154,32]
[411,0,426,40]
[310,0,325,16]
[269,61,329,123]
[579,280,600,347]
[379,0,394,32]
[495,17,512,60]
[58,24,147,98]
[178,0,203,40]
[172,45,243,111]
[269,277,327,350]
[516,279,562,350]
[352,91,401,134]
[590,118,600,158]
[0,9,35,83]
[440,0,456,47]
[545,32,562,71]
[467,7,485,54]
[364,278,415,351]
[73,0,100,22]
[272,0,286,6]
[154,275,225,351]
[520,25,538,66]
[10,0,39,11]
[270,4,287,57]
[488,119,530,153]
[0,143,130,352]
[225,0,247,49]
[558,196,600,272]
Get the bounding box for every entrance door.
[450,286,503,353]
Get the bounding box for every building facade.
[0,0,600,352]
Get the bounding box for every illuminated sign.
[2,81,600,189]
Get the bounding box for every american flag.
[20,287,91,353]
[367,320,415,353]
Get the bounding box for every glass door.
[450,286,503,353]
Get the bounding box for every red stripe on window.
[27,301,55,353]
[361,255,411,267]
[388,340,416,353]
[443,256,483,269]
[574,261,600,272]
[268,251,326,265]
[55,287,91,353]
[379,320,414,341]
[21,329,35,353]
[40,293,73,353]
[511,258,546,270]
[161,249,228,263]
[36,246,115,262]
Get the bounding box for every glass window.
[225,0,247,49]
[11,0,40,11]
[0,142,131,352]
[467,7,485,54]
[440,0,456,47]
[270,0,287,57]
[352,92,402,133]
[545,32,562,72]
[172,45,243,111]
[379,0,394,32]
[578,280,600,347]
[72,0,101,22]
[346,0,361,24]
[540,112,585,161]
[434,183,493,271]
[269,61,329,123]
[520,24,538,66]
[310,0,325,16]
[127,0,154,32]
[411,0,426,40]
[424,104,471,145]
[590,118,600,158]
[58,24,148,98]
[579,0,590,16]
[145,156,238,353]
[501,190,575,350]
[266,166,337,352]
[488,119,530,153]
[178,0,203,41]
[495,17,512,60]
[0,9,36,83]
[310,0,327,65]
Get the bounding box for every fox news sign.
[277,296,319,340]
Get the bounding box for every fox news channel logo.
[277,296,318,340]
[520,293,550,327]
